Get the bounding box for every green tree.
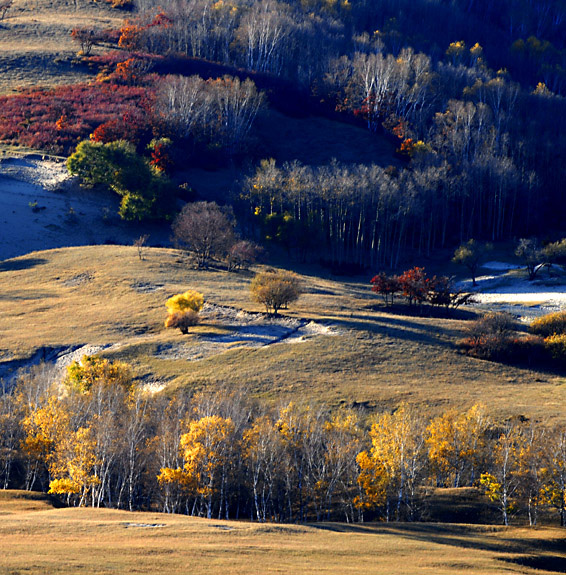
[67,140,175,221]
[452,239,493,286]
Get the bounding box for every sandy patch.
[155,303,339,362]
[458,261,566,321]
[0,157,169,260]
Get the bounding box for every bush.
[164,310,200,334]
[461,312,517,360]
[166,290,204,314]
[530,311,566,337]
[544,334,566,363]
[227,240,263,272]
[68,140,175,221]
[165,291,203,334]
[250,269,302,315]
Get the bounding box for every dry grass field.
[1,490,565,575]
[1,245,565,424]
[0,0,122,93]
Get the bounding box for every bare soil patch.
[0,156,170,260]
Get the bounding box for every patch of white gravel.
[459,262,566,322]
[154,304,339,361]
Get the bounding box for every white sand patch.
[155,304,339,361]
[0,156,170,261]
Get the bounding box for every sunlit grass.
[0,491,564,575]
[1,246,566,423]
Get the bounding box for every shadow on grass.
[330,312,458,350]
[311,522,566,573]
[0,257,47,272]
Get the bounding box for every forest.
[1,359,565,527]
[1,0,565,269]
[2,0,566,535]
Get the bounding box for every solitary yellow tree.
[165,290,204,334]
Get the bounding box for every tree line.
[1,361,565,526]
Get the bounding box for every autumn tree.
[250,269,303,315]
[480,421,525,526]
[64,355,133,395]
[172,201,235,268]
[358,404,427,521]
[164,290,204,334]
[426,404,489,488]
[452,239,493,286]
[370,272,400,306]
[158,415,236,519]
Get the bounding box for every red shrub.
[0,82,154,154]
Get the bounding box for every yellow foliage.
[64,355,132,394]
[166,290,204,314]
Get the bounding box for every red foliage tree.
[370,272,400,306]
[397,267,429,306]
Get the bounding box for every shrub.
[68,140,175,220]
[461,312,516,360]
[530,311,566,337]
[165,291,203,334]
[544,334,566,363]
[0,83,151,154]
[250,269,302,315]
[164,310,200,334]
[227,240,263,272]
[64,355,132,394]
[166,290,204,314]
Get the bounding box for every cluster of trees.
[1,0,566,268]
[155,74,265,155]
[370,267,468,309]
[67,140,176,220]
[172,200,263,269]
[241,158,518,269]
[2,365,566,526]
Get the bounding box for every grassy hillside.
[1,245,565,423]
[0,491,564,575]
[0,0,122,93]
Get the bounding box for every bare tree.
[172,201,235,267]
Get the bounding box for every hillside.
[1,490,565,575]
[1,245,566,424]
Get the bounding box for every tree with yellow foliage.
[164,290,204,334]
[426,404,489,487]
[64,355,133,394]
[358,403,426,521]
[158,415,235,519]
